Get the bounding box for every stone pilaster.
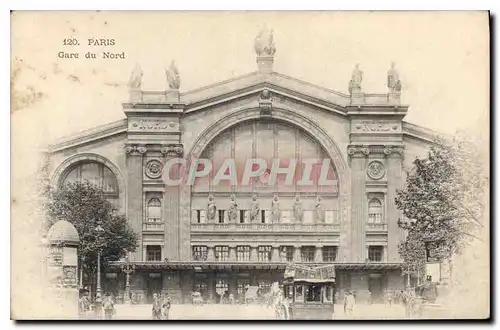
[348,146,368,262]
[315,245,323,263]
[207,246,215,261]
[125,144,146,261]
[161,145,184,261]
[271,245,280,262]
[229,246,236,262]
[385,147,404,262]
[293,245,301,262]
[250,246,258,262]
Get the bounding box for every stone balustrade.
[365,222,388,232]
[191,222,340,233]
[142,222,165,231]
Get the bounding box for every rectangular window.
[301,246,315,262]
[236,246,251,261]
[192,245,208,261]
[215,245,229,261]
[258,246,272,262]
[322,246,338,262]
[285,246,294,262]
[195,210,207,224]
[218,210,226,223]
[368,246,384,262]
[261,210,266,223]
[215,279,228,296]
[280,246,294,262]
[239,210,246,223]
[146,245,162,261]
[237,279,250,295]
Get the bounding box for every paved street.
[103,303,407,320]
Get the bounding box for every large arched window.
[147,198,162,224]
[368,199,383,223]
[61,161,119,209]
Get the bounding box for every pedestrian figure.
[344,291,355,317]
[152,293,161,320]
[160,293,172,320]
[103,293,115,320]
[78,293,90,318]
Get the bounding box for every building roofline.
[402,121,450,144]
[48,119,128,153]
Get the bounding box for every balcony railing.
[191,222,340,232]
[366,222,388,231]
[143,222,164,231]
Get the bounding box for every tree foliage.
[396,132,488,274]
[45,180,138,274]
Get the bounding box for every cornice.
[402,121,449,145]
[48,119,128,153]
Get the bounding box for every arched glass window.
[368,199,383,223]
[147,198,162,224]
[61,161,119,208]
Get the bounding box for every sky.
[11,11,490,175]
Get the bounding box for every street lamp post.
[94,222,105,318]
[121,254,135,304]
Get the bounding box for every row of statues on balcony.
[206,194,325,223]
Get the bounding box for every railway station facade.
[47,29,439,304]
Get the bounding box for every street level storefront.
[104,261,405,304]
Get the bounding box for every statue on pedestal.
[315,196,324,223]
[250,194,260,222]
[207,195,217,223]
[292,195,303,223]
[128,63,143,89]
[228,194,239,222]
[165,60,181,90]
[348,63,363,94]
[254,25,276,56]
[387,61,402,92]
[271,194,281,223]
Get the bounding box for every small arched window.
[368,199,383,223]
[147,198,162,224]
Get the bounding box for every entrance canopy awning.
[108,261,403,272]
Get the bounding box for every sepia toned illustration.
[11,11,489,320]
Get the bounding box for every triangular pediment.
[180,71,351,114]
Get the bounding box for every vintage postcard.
[10,11,490,320]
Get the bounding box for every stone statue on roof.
[387,61,402,92]
[165,60,181,90]
[254,26,276,56]
[348,63,363,94]
[128,63,143,89]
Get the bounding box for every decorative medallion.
[367,160,385,180]
[145,159,163,179]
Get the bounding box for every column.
[315,245,323,263]
[164,152,181,261]
[271,245,280,262]
[229,246,236,262]
[126,145,145,261]
[293,245,301,262]
[250,245,258,262]
[207,246,215,261]
[350,154,367,262]
[386,150,404,262]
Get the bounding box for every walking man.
[103,293,115,320]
